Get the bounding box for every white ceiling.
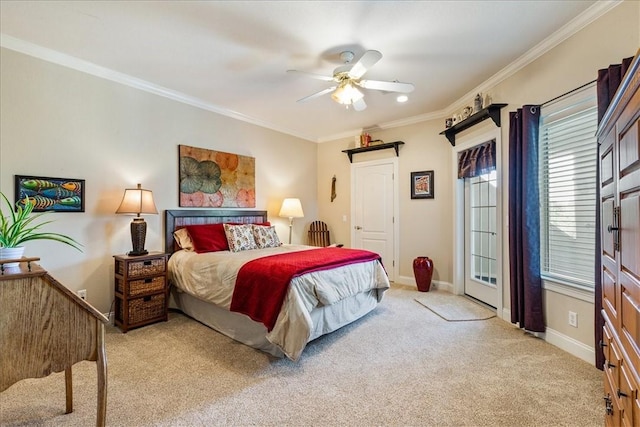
[0,1,612,142]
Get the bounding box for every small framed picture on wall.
[410,170,434,199]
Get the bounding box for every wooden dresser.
[597,53,640,426]
[0,259,109,426]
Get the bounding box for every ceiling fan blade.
[297,86,337,103]
[287,69,335,82]
[348,50,382,79]
[358,79,415,93]
[352,98,367,111]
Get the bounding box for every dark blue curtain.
[508,106,544,332]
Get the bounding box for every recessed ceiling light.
[396,95,408,103]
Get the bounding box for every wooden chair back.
[308,220,331,247]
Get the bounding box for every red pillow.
[185,222,271,253]
[185,224,229,253]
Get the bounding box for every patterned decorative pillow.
[223,224,257,252]
[252,225,281,249]
[173,227,194,251]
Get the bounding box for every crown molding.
[0,34,317,143]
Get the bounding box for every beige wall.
[317,120,453,285]
[317,1,639,357]
[0,48,317,313]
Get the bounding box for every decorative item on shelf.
[413,256,434,292]
[483,93,492,108]
[445,118,453,128]
[279,198,304,244]
[369,139,384,146]
[116,184,158,256]
[0,192,82,269]
[462,106,473,120]
[360,133,372,147]
[474,93,483,113]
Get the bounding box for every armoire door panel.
[604,265,618,323]
[602,143,614,186]
[620,362,638,427]
[604,322,614,363]
[618,118,639,175]
[620,194,640,275]
[620,280,640,370]
[602,197,616,259]
[605,368,622,427]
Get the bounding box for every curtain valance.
[457,139,496,179]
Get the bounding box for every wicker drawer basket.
[117,293,166,325]
[116,257,166,278]
[116,276,165,297]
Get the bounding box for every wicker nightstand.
[113,252,169,332]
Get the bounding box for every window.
[470,170,497,285]
[539,83,597,289]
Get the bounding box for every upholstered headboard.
[164,209,269,255]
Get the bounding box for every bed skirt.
[170,287,380,359]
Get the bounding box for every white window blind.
[539,83,597,289]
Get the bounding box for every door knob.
[354,226,362,230]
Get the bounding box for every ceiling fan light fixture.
[396,95,409,103]
[331,81,364,105]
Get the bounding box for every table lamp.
[279,198,304,244]
[116,183,158,256]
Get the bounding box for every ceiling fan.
[287,50,415,111]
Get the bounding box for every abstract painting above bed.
[165,209,390,361]
[178,145,255,208]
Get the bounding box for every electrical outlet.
[568,311,578,328]
[77,289,87,300]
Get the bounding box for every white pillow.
[252,225,281,249]
[223,224,257,252]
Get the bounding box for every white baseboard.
[395,274,452,292]
[544,327,595,365]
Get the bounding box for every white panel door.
[352,161,395,281]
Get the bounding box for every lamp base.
[129,218,148,257]
[127,249,149,257]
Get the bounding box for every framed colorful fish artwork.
[14,175,85,212]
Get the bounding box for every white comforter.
[168,245,390,360]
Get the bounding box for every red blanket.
[230,247,381,331]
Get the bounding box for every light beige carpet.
[0,284,601,426]
[415,290,497,321]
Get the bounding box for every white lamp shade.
[279,198,304,218]
[115,183,158,215]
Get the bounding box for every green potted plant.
[0,192,82,267]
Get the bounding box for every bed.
[164,209,390,361]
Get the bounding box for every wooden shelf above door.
[342,141,405,163]
[439,104,507,146]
